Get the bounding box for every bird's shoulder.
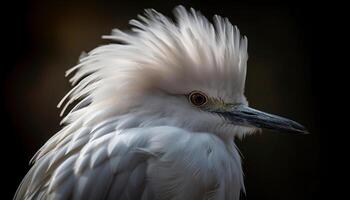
[15,125,241,200]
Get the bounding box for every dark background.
[1,0,327,199]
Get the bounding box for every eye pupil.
[189,91,207,106]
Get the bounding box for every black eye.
[188,91,208,107]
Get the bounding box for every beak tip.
[296,129,310,135]
[283,118,309,134]
[289,123,309,135]
[300,128,310,134]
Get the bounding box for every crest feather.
[59,5,248,122]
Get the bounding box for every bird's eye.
[188,91,208,107]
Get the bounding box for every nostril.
[207,147,212,155]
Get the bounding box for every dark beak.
[216,105,308,134]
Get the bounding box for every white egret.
[15,6,307,200]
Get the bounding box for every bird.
[14,5,308,200]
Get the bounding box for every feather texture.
[15,5,249,200]
[16,125,244,200]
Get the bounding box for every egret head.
[60,6,307,139]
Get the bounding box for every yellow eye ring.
[188,91,208,107]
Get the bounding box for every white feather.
[15,5,252,200]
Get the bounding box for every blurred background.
[1,0,324,199]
